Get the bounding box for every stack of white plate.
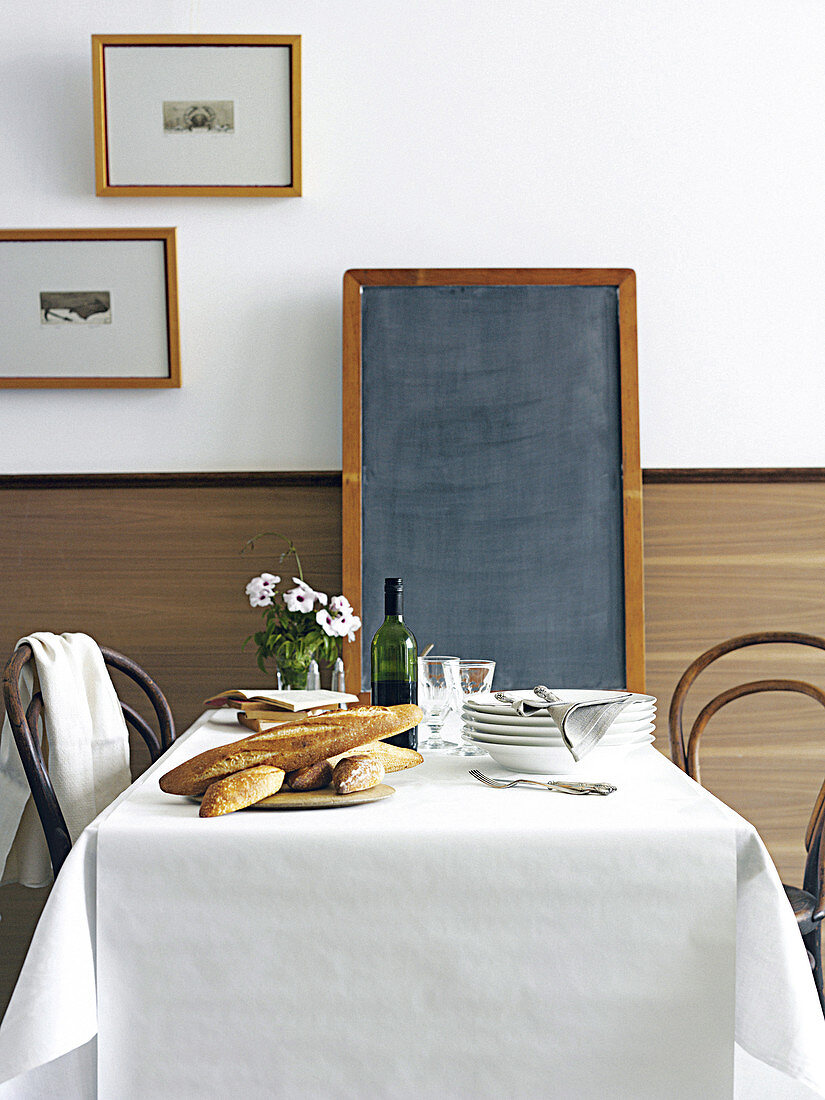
[462,689,657,773]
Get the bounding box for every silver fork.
[469,769,616,795]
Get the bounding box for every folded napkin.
[494,686,633,761]
[0,632,132,887]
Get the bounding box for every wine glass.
[417,656,461,752]
[453,659,496,756]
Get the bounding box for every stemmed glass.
[453,660,496,756]
[417,656,461,752]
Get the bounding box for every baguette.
[160,704,422,797]
[329,740,423,773]
[199,765,286,818]
[286,759,334,792]
[332,755,385,795]
[287,738,421,792]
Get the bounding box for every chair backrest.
[669,630,825,921]
[2,642,175,877]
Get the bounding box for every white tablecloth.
[1,711,824,1099]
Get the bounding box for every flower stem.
[241,531,303,580]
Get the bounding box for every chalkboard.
[342,269,644,695]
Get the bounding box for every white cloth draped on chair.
[0,632,131,887]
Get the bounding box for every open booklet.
[203,688,360,713]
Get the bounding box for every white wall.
[1,0,823,472]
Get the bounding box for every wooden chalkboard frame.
[342,268,644,698]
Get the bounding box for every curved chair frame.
[669,631,825,1011]
[2,642,175,877]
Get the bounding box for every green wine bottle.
[371,577,418,749]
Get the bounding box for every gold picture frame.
[92,34,301,197]
[0,228,181,389]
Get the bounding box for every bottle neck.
[384,589,403,617]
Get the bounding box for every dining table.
[0,707,824,1099]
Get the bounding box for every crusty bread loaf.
[378,704,420,732]
[286,759,333,791]
[287,738,421,792]
[199,765,286,818]
[160,704,422,797]
[330,740,423,773]
[262,706,414,776]
[160,739,292,797]
[332,755,385,795]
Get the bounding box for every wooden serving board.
[190,784,395,811]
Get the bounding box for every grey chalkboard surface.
[342,270,643,696]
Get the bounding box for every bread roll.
[160,704,422,797]
[286,759,333,791]
[199,765,285,818]
[332,755,385,795]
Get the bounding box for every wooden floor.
[2,472,825,1020]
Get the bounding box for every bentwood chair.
[2,642,175,878]
[669,631,825,1012]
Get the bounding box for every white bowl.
[463,733,654,773]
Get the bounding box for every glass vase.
[275,648,314,690]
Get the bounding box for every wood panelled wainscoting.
[643,469,825,888]
[2,468,825,1017]
[0,472,342,1018]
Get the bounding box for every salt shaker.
[306,659,321,691]
[331,657,347,707]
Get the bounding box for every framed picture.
[92,34,301,197]
[0,228,181,388]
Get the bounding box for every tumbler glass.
[453,660,496,756]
